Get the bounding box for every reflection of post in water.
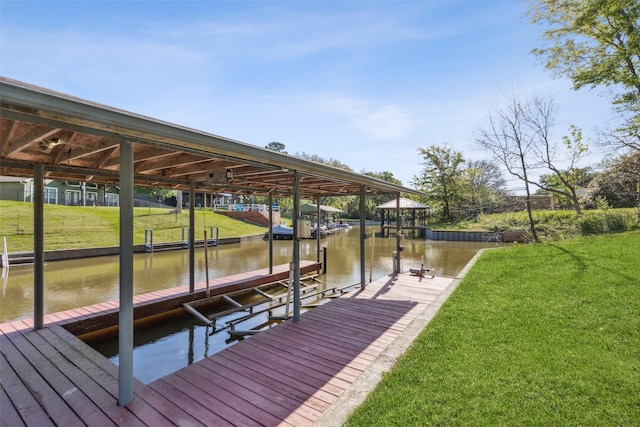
[1,236,8,295]
[188,323,194,366]
[1,267,8,297]
[204,325,210,358]
[143,253,153,273]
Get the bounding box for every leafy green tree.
[295,152,353,171]
[589,152,640,208]
[412,145,465,220]
[135,186,176,204]
[459,160,507,217]
[537,167,595,209]
[533,123,590,214]
[265,141,287,153]
[362,171,404,219]
[529,0,640,140]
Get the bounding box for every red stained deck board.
[223,340,351,395]
[298,319,398,348]
[275,320,381,362]
[147,379,232,427]
[34,328,145,426]
[154,375,262,427]
[0,349,54,427]
[198,358,319,426]
[259,327,370,374]
[298,310,394,351]
[239,333,360,384]
[216,347,345,400]
[315,301,415,331]
[0,379,28,427]
[173,364,287,427]
[6,323,143,427]
[0,329,85,426]
[211,351,335,412]
[130,385,204,427]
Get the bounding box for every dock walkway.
[1,271,459,426]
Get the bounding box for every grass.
[427,208,639,240]
[346,231,640,426]
[0,201,266,252]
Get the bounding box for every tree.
[589,152,640,208]
[597,120,640,153]
[134,186,176,204]
[477,95,589,224]
[476,96,540,240]
[295,152,353,171]
[459,160,507,217]
[537,166,595,209]
[362,171,404,219]
[412,144,465,220]
[529,0,640,140]
[265,141,287,153]
[531,120,590,214]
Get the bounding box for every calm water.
[0,226,497,383]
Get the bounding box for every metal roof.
[376,197,431,210]
[299,203,344,213]
[0,77,424,199]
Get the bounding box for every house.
[0,176,120,206]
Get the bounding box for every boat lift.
[182,274,360,338]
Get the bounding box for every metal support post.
[118,140,134,406]
[33,164,44,329]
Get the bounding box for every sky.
[0,0,618,190]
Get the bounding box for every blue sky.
[1,1,615,189]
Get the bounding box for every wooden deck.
[1,272,456,426]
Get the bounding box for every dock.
[1,270,458,426]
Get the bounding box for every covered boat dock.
[0,77,424,407]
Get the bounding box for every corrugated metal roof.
[299,203,344,213]
[376,197,430,209]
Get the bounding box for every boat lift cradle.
[181,273,323,328]
[182,274,360,338]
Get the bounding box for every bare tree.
[597,119,640,154]
[478,95,589,225]
[476,95,540,241]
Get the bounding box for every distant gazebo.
[377,197,431,238]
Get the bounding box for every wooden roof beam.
[4,126,61,155]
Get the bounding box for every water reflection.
[0,227,496,324]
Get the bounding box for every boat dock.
[1,269,459,426]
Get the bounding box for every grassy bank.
[0,201,266,252]
[346,231,640,426]
[428,208,639,240]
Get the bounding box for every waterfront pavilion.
[0,76,424,405]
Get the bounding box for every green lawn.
[346,231,640,426]
[0,201,266,251]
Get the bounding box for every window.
[43,187,58,205]
[65,190,81,205]
[105,193,119,207]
